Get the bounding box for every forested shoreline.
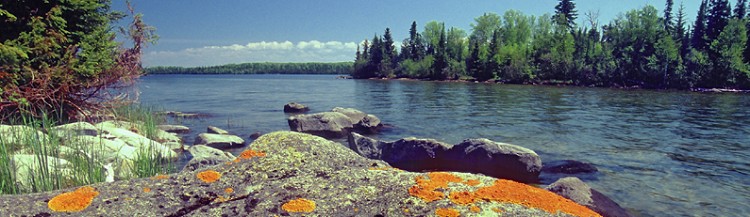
[146,62,353,75]
[353,0,750,90]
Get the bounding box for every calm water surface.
[137,74,750,217]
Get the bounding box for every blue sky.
[112,0,702,67]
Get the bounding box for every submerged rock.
[0,131,601,217]
[542,160,598,174]
[547,177,632,217]
[283,102,310,113]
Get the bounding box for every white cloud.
[144,40,357,67]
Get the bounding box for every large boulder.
[287,112,354,138]
[50,122,98,138]
[348,134,542,183]
[96,121,181,144]
[445,138,542,183]
[157,125,190,134]
[10,154,71,192]
[381,137,453,171]
[0,125,50,148]
[193,133,245,149]
[331,107,367,123]
[97,126,178,160]
[333,107,382,133]
[547,177,632,217]
[0,131,601,217]
[283,102,310,113]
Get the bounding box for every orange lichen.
[474,179,601,217]
[196,170,221,183]
[449,191,476,205]
[408,172,464,202]
[239,149,266,160]
[143,187,151,193]
[150,174,169,180]
[435,207,460,217]
[47,186,100,212]
[225,188,234,194]
[464,179,481,186]
[469,205,481,213]
[492,208,504,213]
[281,198,316,213]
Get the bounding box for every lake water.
[137,74,750,217]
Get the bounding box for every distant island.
[145,62,353,75]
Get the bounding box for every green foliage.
[147,62,353,75]
[552,0,578,30]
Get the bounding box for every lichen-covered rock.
[157,125,190,134]
[445,138,542,183]
[0,131,600,217]
[546,177,631,217]
[283,102,310,113]
[287,112,354,138]
[97,126,178,160]
[207,126,229,135]
[193,133,244,149]
[50,122,98,138]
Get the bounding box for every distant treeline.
[353,0,750,89]
[145,62,353,74]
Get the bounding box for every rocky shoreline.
[0,104,632,216]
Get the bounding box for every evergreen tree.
[552,0,578,30]
[693,0,710,50]
[468,41,487,80]
[485,29,502,80]
[734,0,747,19]
[407,21,425,60]
[664,0,675,33]
[382,28,397,77]
[675,2,690,56]
[431,24,449,80]
[355,45,362,61]
[706,0,732,43]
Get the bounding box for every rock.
[354,114,382,133]
[207,126,229,135]
[157,125,190,134]
[162,111,208,118]
[348,134,542,183]
[97,126,178,160]
[347,132,387,159]
[287,112,354,138]
[0,131,599,217]
[187,145,236,160]
[69,135,138,161]
[283,102,310,113]
[96,121,181,144]
[542,160,598,174]
[10,154,71,192]
[380,137,452,171]
[50,122,98,138]
[547,177,632,217]
[163,141,183,151]
[445,138,542,183]
[0,125,50,147]
[331,107,367,123]
[249,132,263,140]
[193,133,245,149]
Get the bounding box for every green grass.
[0,105,176,195]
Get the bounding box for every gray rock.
[249,132,263,140]
[445,138,542,183]
[193,133,245,149]
[207,126,228,135]
[0,131,593,217]
[381,137,452,171]
[355,114,382,133]
[283,102,309,113]
[542,160,598,174]
[97,126,178,160]
[287,112,354,138]
[10,154,71,192]
[347,132,387,159]
[547,177,632,217]
[157,125,190,134]
[50,122,98,138]
[187,145,236,160]
[332,107,367,123]
[0,125,50,147]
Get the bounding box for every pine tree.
[382,28,397,77]
[431,24,449,80]
[468,41,486,80]
[675,2,689,56]
[706,0,732,43]
[734,0,747,19]
[355,45,362,61]
[485,29,502,80]
[692,0,709,50]
[552,0,578,30]
[664,0,675,33]
[407,21,425,60]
